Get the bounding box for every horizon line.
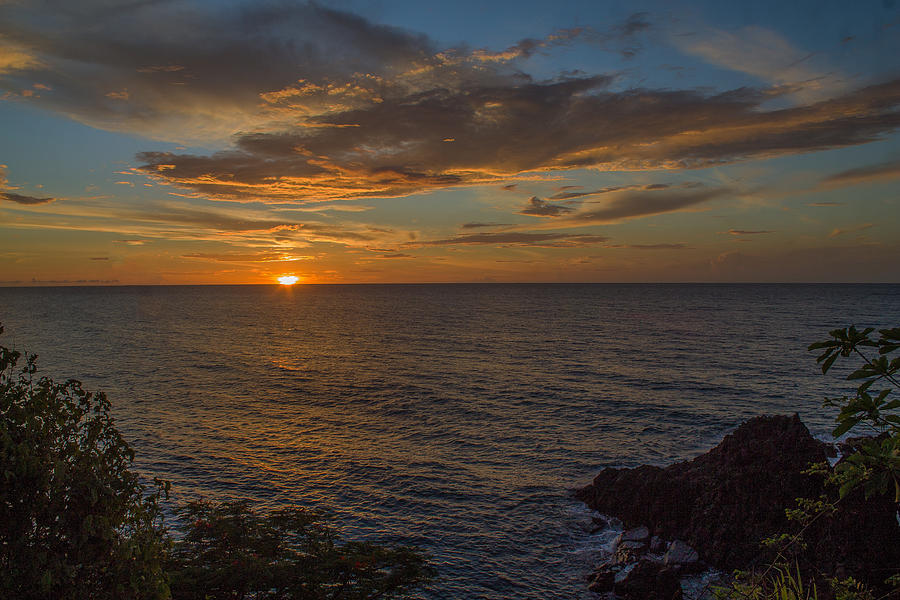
[2,281,899,288]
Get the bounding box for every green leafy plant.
[0,324,170,599]
[167,499,435,600]
[830,577,875,600]
[1,324,435,600]
[714,564,818,600]
[716,326,900,600]
[808,326,900,501]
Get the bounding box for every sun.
[277,275,300,285]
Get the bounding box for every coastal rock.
[587,563,619,593]
[616,525,650,544]
[662,540,700,571]
[613,559,682,600]
[617,525,649,543]
[613,540,647,564]
[575,414,900,588]
[577,415,826,568]
[590,515,610,534]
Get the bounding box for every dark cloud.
[102,205,371,244]
[466,14,648,63]
[470,28,585,62]
[559,187,730,224]
[1,192,55,205]
[626,243,690,250]
[127,205,303,233]
[548,183,675,200]
[603,242,689,249]
[550,186,628,200]
[408,232,609,248]
[821,159,900,187]
[133,77,900,203]
[830,223,873,237]
[620,12,651,36]
[0,167,55,204]
[39,201,386,246]
[519,196,575,217]
[4,1,900,208]
[0,0,442,138]
[724,229,773,235]
[2,1,646,143]
[134,206,378,243]
[461,222,510,229]
[614,13,650,58]
[182,251,305,262]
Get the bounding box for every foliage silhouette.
[0,325,435,599]
[716,325,900,600]
[0,324,170,599]
[168,500,435,599]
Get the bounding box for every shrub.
[168,500,436,599]
[0,325,435,600]
[0,324,170,599]
[809,326,900,501]
[717,326,900,600]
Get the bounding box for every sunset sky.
[1,0,899,284]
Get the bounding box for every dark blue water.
[1,283,898,598]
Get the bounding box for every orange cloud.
[0,166,54,205]
[407,232,609,248]
[136,78,900,204]
[821,160,900,187]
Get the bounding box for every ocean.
[1,283,898,598]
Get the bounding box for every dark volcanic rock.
[613,540,647,564]
[587,563,618,594]
[577,414,825,568]
[575,414,900,587]
[663,540,700,571]
[614,559,683,600]
[618,525,650,543]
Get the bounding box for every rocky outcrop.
[614,560,683,600]
[576,414,900,591]
[663,540,700,571]
[586,535,697,600]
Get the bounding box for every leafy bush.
[0,324,170,599]
[809,326,900,500]
[717,326,900,600]
[715,564,819,600]
[168,500,435,600]
[0,325,435,599]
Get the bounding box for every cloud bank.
[134,78,900,203]
[0,166,54,205]
[1,1,898,208]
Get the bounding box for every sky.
[1,0,899,284]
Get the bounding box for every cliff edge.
[575,414,900,591]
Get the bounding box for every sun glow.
[277,275,300,285]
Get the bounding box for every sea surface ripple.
[1,283,898,598]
